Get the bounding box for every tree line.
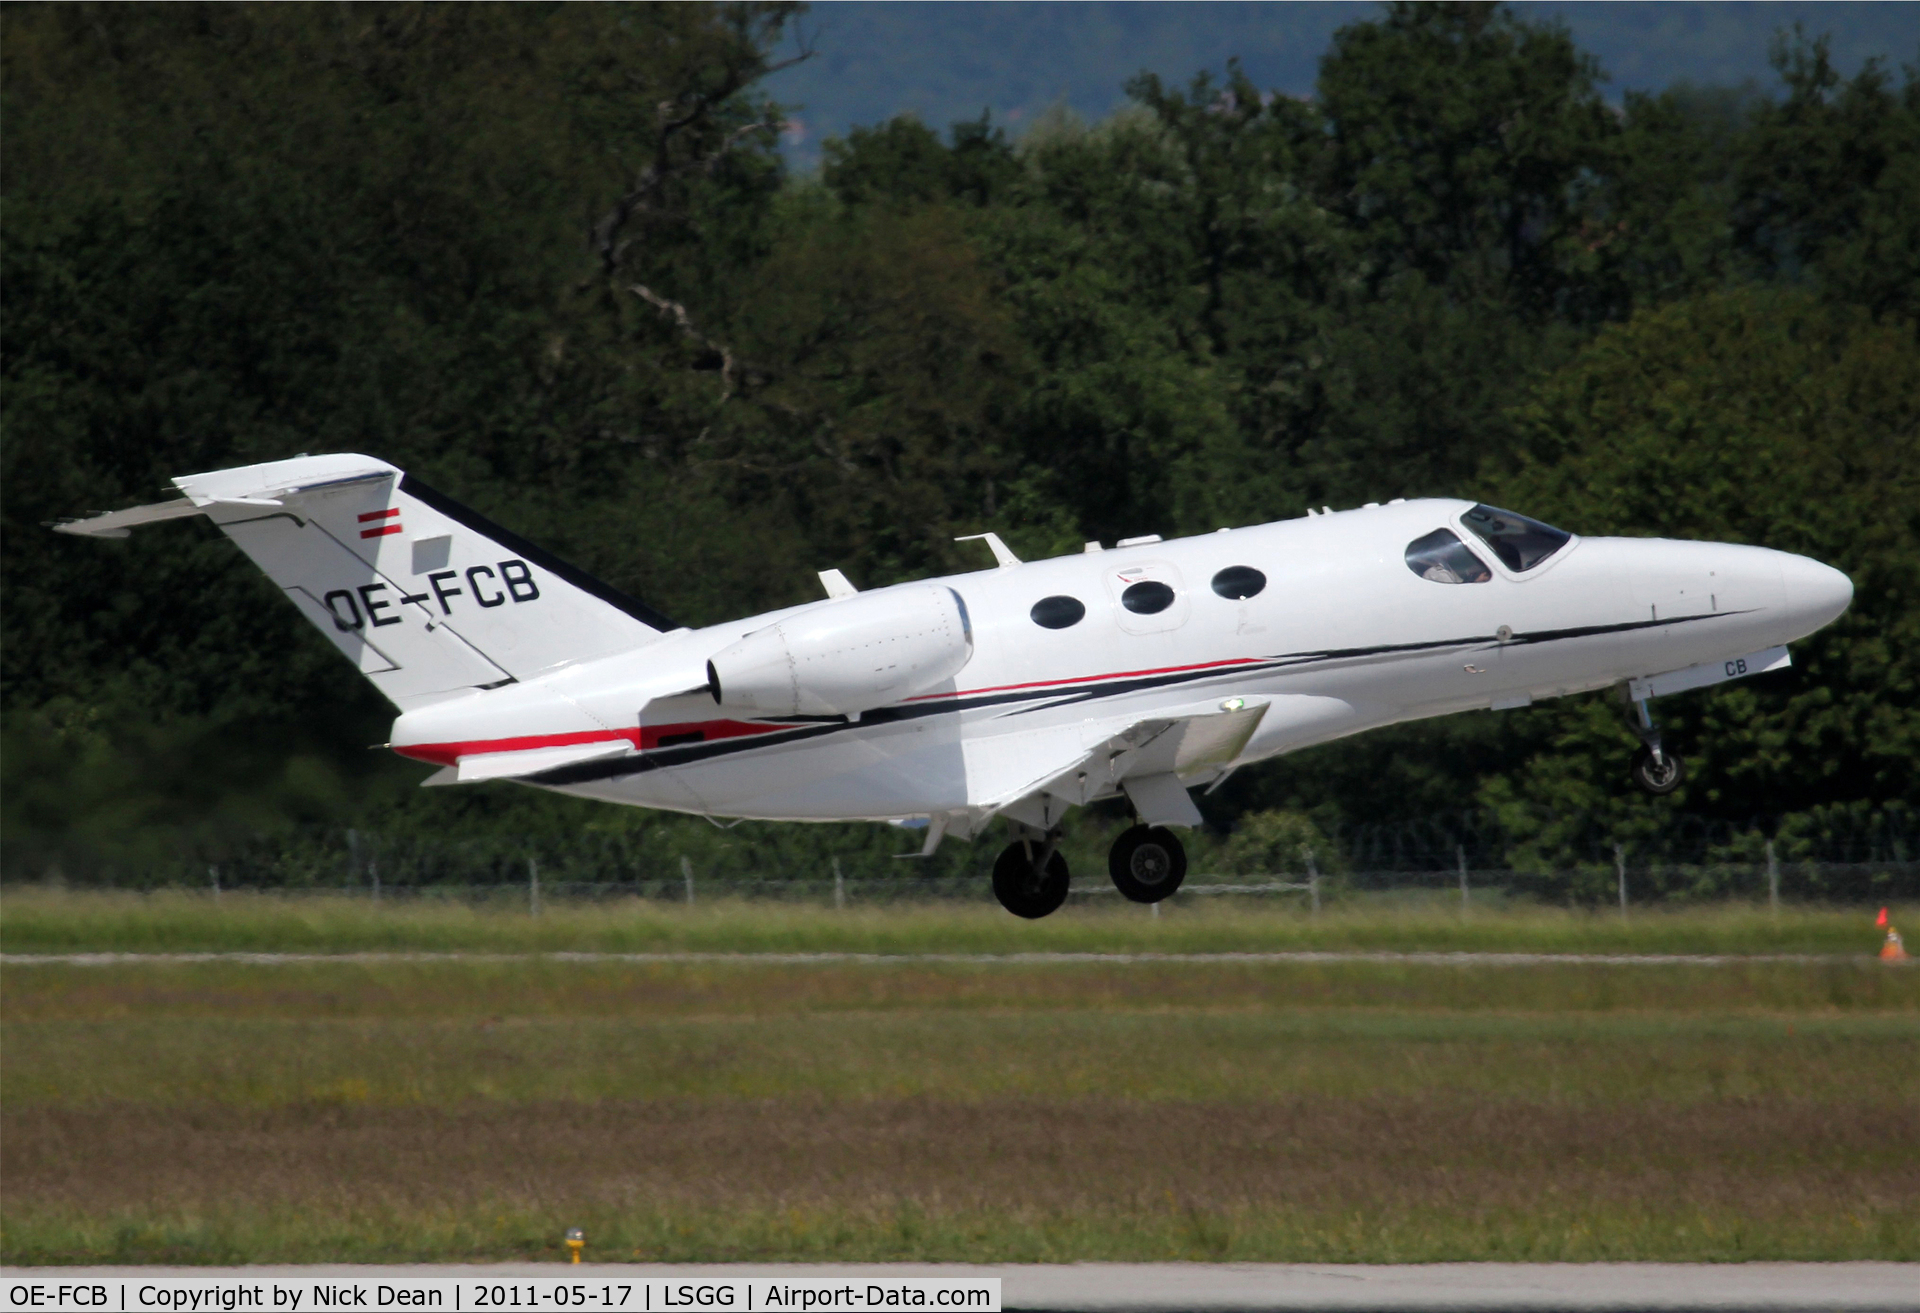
[3,2,1915,885]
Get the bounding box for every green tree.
[1,3,812,872]
[1314,1,1617,319]
[1595,83,1764,311]
[696,199,1030,581]
[6,1,1914,884]
[823,113,1020,209]
[1480,288,1919,861]
[1734,30,1920,322]
[1217,810,1347,877]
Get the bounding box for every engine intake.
[706,584,973,716]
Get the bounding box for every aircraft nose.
[1778,551,1853,635]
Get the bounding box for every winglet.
[955,532,1020,568]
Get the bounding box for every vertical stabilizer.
[60,454,676,710]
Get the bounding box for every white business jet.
[56,454,1853,917]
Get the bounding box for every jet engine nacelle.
[706,584,973,716]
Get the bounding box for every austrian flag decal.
[359,508,402,538]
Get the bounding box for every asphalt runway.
[0,950,1877,966]
[5,1264,1915,1310]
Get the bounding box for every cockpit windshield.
[1405,529,1491,584]
[1460,505,1571,572]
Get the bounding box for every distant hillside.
[767,0,1919,165]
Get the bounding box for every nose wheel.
[1630,744,1686,794]
[1108,824,1188,903]
[1625,692,1686,796]
[992,835,1070,918]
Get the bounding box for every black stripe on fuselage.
[527,608,1748,787]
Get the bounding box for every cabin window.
[1211,565,1267,600]
[1461,504,1571,572]
[1030,595,1086,629]
[1121,580,1177,614]
[1405,529,1491,585]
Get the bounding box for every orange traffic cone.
[1882,927,1908,963]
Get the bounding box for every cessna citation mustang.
[57,453,1853,918]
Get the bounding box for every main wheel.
[1630,745,1686,795]
[992,841,1071,919]
[1108,824,1188,903]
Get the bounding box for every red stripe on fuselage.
[393,719,786,768]
[909,656,1264,702]
[395,658,1268,767]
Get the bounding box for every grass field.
[1,885,1907,955]
[2,891,1916,1265]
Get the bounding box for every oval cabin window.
[1211,565,1266,600]
[1120,580,1176,615]
[1030,595,1086,629]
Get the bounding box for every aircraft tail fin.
[55,454,676,709]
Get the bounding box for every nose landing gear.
[1108,824,1188,903]
[1626,693,1686,795]
[991,832,1070,918]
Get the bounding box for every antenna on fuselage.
[955,532,1021,568]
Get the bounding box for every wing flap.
[1112,700,1271,778]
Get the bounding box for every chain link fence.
[8,807,1915,905]
[35,855,1914,909]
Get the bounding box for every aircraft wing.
[966,699,1270,831]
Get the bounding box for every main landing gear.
[1108,824,1188,903]
[991,823,1194,917]
[1626,693,1686,796]
[992,833,1070,919]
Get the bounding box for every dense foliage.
[4,2,1915,886]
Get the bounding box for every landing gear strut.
[1108,825,1188,903]
[992,832,1070,918]
[1626,694,1686,795]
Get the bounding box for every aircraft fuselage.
[386,497,1851,826]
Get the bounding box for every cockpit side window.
[1461,504,1571,572]
[1405,529,1492,585]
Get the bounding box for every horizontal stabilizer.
[453,739,636,784]
[52,498,209,538]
